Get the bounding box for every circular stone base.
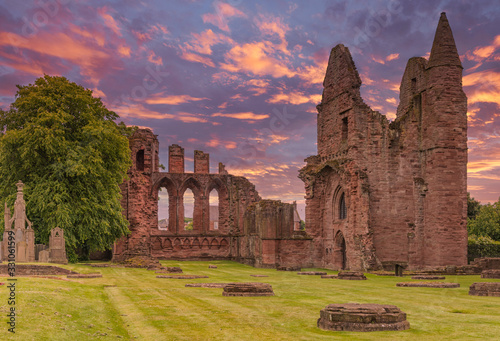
[397,282,459,288]
[317,303,410,332]
[222,282,274,297]
[469,282,500,296]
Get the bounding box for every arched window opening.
[183,189,194,230]
[136,150,145,171]
[158,188,169,230]
[339,192,347,220]
[209,188,219,230]
[341,117,348,141]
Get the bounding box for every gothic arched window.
[339,192,347,220]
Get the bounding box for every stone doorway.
[334,231,347,270]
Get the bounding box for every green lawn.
[1,261,500,340]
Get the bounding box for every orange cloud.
[463,70,500,106]
[385,97,397,105]
[202,2,247,32]
[386,53,399,62]
[205,136,237,149]
[147,50,162,65]
[0,31,110,85]
[145,94,208,105]
[110,102,209,123]
[267,91,321,105]
[221,42,295,78]
[98,7,122,37]
[185,29,234,55]
[466,35,500,62]
[212,112,269,120]
[179,50,215,67]
[255,14,290,55]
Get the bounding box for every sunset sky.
[0,0,499,218]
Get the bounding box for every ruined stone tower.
[299,13,467,271]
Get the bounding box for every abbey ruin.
[113,13,467,271]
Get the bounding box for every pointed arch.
[334,230,347,270]
[206,178,229,232]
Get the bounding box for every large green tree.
[468,198,500,241]
[0,75,132,261]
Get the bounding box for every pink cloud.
[202,2,247,32]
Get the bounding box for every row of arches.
[153,176,229,234]
[151,237,229,250]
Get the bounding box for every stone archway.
[334,231,347,270]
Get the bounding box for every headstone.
[38,250,50,263]
[16,241,27,262]
[48,227,68,264]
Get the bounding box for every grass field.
[1,260,500,340]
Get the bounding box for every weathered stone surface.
[469,282,500,296]
[222,282,274,297]
[297,271,327,275]
[2,181,35,262]
[338,271,367,280]
[67,273,102,278]
[185,283,227,288]
[317,303,410,332]
[299,12,467,272]
[156,275,209,279]
[321,275,338,279]
[397,282,459,288]
[411,276,445,280]
[48,227,68,264]
[0,264,77,275]
[481,270,500,279]
[38,250,50,263]
[112,128,311,269]
[471,258,500,270]
[208,265,217,269]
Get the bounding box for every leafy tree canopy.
[0,75,133,261]
[468,197,500,241]
[467,192,482,220]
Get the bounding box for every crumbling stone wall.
[114,129,306,266]
[299,13,467,271]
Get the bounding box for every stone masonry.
[299,13,467,271]
[113,129,307,268]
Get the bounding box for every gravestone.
[48,227,68,264]
[16,241,27,262]
[38,250,50,263]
